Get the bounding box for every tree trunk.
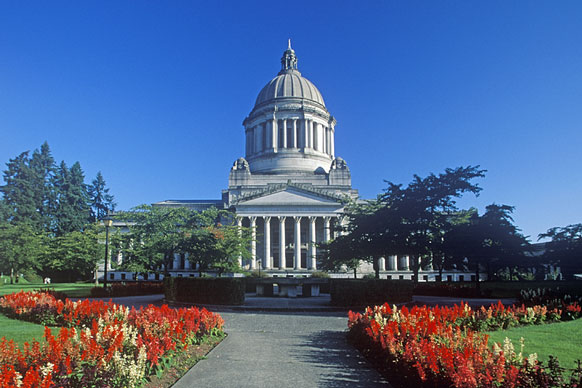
[411,255,419,284]
[353,267,357,279]
[374,257,380,279]
[475,259,481,292]
[94,266,99,286]
[10,267,14,285]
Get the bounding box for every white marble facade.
[150,43,484,281]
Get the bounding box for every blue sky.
[1,1,581,240]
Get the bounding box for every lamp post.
[103,215,113,288]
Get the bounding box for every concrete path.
[174,310,390,388]
[93,294,520,387]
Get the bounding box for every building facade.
[144,43,484,282]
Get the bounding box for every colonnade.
[237,215,337,271]
[246,118,335,157]
[376,256,434,271]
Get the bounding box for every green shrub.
[109,282,163,296]
[310,271,330,278]
[164,277,245,305]
[330,279,414,307]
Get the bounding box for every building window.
[155,273,160,281]
[471,275,476,281]
[399,275,404,280]
[447,275,453,282]
[110,273,115,280]
[121,273,126,280]
[423,275,428,281]
[459,275,464,282]
[386,275,392,280]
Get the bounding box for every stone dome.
[255,70,325,107]
[253,41,325,108]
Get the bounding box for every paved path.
[97,293,519,387]
[174,310,390,388]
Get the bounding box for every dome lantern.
[280,39,298,73]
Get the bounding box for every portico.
[233,184,343,273]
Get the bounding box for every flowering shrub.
[0,291,224,387]
[348,302,582,387]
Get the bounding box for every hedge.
[164,277,245,305]
[330,279,414,307]
[90,281,163,297]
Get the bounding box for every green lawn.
[486,319,582,370]
[0,313,50,346]
[0,282,95,297]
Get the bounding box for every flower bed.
[348,302,582,387]
[0,291,224,387]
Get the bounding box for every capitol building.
[146,43,477,282]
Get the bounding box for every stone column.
[292,119,297,148]
[282,119,287,148]
[236,217,243,267]
[309,217,317,270]
[272,118,278,151]
[323,216,331,242]
[330,127,335,157]
[303,119,309,150]
[250,217,257,270]
[406,255,410,271]
[388,255,397,271]
[264,216,271,269]
[294,216,302,270]
[313,122,318,151]
[309,120,314,149]
[378,257,386,271]
[279,216,286,269]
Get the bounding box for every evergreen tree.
[88,171,116,221]
[1,151,40,227]
[29,142,56,232]
[53,161,91,235]
[0,199,9,222]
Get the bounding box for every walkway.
[173,309,390,388]
[99,294,389,387]
[100,294,518,387]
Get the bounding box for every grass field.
[0,313,50,346]
[0,282,95,297]
[486,319,582,370]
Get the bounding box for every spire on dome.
[280,40,298,72]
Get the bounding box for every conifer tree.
[88,171,116,221]
[29,142,56,232]
[53,161,91,235]
[1,151,40,227]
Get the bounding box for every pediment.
[237,187,341,206]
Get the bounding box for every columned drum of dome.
[242,41,337,174]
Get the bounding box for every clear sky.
[1,1,581,241]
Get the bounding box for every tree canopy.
[539,223,582,280]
